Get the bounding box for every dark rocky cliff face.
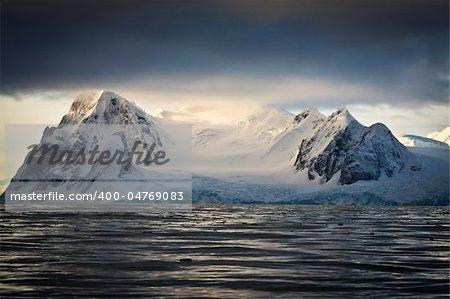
[294,119,419,185]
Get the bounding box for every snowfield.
[192,146,449,206]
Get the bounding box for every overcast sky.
[1,0,449,134]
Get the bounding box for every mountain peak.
[60,90,151,125]
[336,107,348,113]
[294,107,324,123]
[68,90,103,115]
[328,107,357,125]
[427,126,450,146]
[71,90,126,107]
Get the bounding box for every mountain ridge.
[4,91,173,199]
[2,91,448,206]
[427,127,450,146]
[291,109,419,185]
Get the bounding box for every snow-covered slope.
[188,106,448,205]
[162,105,423,186]
[194,146,449,206]
[60,91,157,125]
[235,106,294,144]
[190,106,294,149]
[5,91,181,199]
[290,108,420,185]
[427,127,450,146]
[396,134,449,149]
[267,108,326,163]
[186,106,296,172]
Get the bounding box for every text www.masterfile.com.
[8,191,186,201]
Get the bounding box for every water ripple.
[1,205,449,298]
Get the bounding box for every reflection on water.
[1,205,449,298]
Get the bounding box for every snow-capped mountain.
[291,108,420,184]
[2,91,448,206]
[396,134,449,149]
[5,91,188,204]
[427,127,450,146]
[194,106,419,186]
[188,106,296,169]
[235,107,294,144]
[60,90,158,126]
[267,108,326,162]
[186,106,446,205]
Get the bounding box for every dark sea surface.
[1,205,449,298]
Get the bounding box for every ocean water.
[1,205,449,298]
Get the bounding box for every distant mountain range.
[396,134,449,149]
[427,127,450,146]
[2,91,449,205]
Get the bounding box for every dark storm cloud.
[1,0,448,105]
